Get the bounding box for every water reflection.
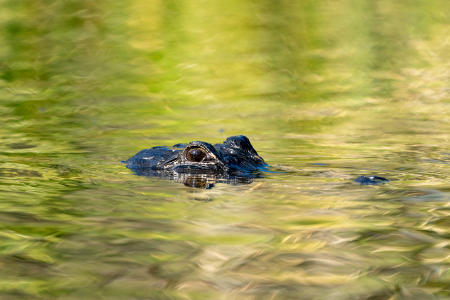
[130,171,259,189]
[0,0,449,299]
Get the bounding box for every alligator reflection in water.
[137,171,257,189]
[124,135,267,188]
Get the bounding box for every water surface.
[0,0,449,299]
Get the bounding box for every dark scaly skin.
[355,175,389,185]
[124,135,268,188]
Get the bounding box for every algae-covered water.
[0,1,449,299]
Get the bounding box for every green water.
[0,0,449,299]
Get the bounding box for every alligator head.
[124,135,267,188]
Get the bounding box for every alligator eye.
[186,147,207,162]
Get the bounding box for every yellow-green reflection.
[0,0,449,299]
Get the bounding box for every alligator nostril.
[186,147,207,162]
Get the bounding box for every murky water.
[0,0,449,299]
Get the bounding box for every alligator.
[124,135,389,188]
[354,175,389,185]
[124,135,267,188]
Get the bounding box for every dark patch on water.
[0,168,42,177]
[7,142,36,149]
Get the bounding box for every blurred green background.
[0,0,449,299]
